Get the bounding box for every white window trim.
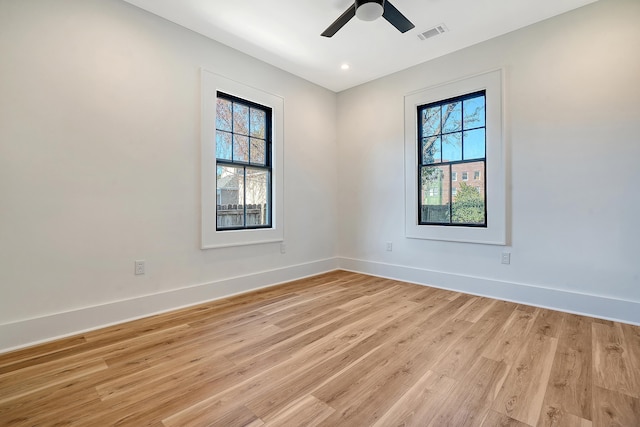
[201,69,284,249]
[404,69,506,245]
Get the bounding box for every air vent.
[417,24,448,41]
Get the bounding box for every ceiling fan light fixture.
[321,0,413,38]
[355,0,384,21]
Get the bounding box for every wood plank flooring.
[1,271,639,426]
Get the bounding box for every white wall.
[0,0,337,350]
[337,0,640,321]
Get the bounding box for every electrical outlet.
[280,243,286,254]
[501,252,511,265]
[386,242,393,252]
[135,260,145,275]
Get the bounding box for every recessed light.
[341,64,350,70]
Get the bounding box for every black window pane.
[245,168,270,226]
[420,166,450,224]
[233,135,249,162]
[216,131,232,160]
[421,106,441,137]
[452,161,485,225]
[463,128,485,160]
[216,165,244,228]
[250,138,266,165]
[442,101,462,133]
[233,103,249,136]
[216,98,232,132]
[442,132,462,162]
[250,109,266,138]
[463,95,485,130]
[422,136,441,164]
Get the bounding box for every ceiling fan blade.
[382,1,415,33]
[321,4,356,37]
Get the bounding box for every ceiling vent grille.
[417,24,448,40]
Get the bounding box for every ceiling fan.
[321,0,415,38]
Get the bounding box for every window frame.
[404,69,506,245]
[201,70,284,249]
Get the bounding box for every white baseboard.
[0,258,339,354]
[338,257,640,326]
[4,256,637,354]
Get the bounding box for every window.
[474,170,481,180]
[215,93,271,230]
[404,69,505,245]
[418,91,486,226]
[201,70,284,248]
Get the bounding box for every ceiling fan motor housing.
[355,0,384,21]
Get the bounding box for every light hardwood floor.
[1,271,639,426]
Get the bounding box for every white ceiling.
[122,0,598,92]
